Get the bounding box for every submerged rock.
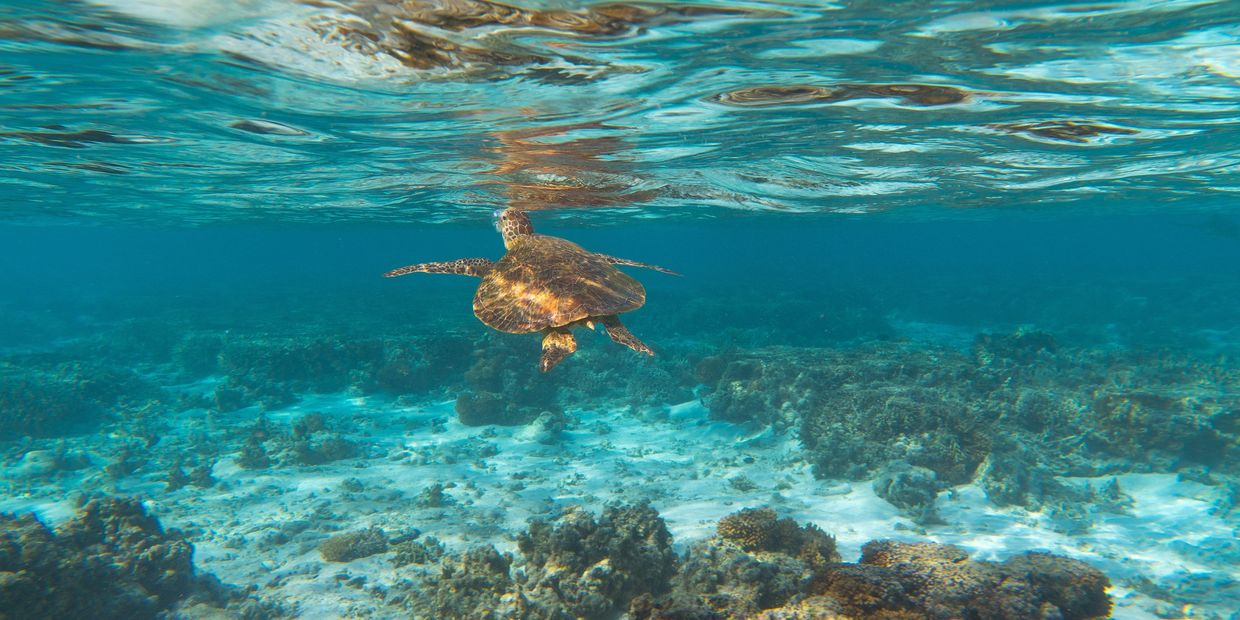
[872,461,943,524]
[0,497,273,619]
[6,446,91,480]
[514,410,569,444]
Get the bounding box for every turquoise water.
[2,1,1239,619]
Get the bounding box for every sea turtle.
[384,208,677,372]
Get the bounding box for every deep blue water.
[3,214,1238,351]
[3,1,1240,618]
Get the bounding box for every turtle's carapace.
[384,208,677,372]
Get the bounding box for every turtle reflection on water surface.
[384,208,677,372]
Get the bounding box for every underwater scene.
[3,0,1240,618]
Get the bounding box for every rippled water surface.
[3,0,1240,223]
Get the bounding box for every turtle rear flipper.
[384,258,494,278]
[601,315,654,356]
[596,253,680,276]
[540,327,578,372]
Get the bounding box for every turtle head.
[497,208,533,248]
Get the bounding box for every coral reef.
[236,435,271,470]
[234,413,360,468]
[716,507,839,567]
[409,545,516,618]
[811,541,1111,620]
[556,341,697,411]
[971,327,1057,365]
[631,508,1111,620]
[515,503,678,617]
[0,497,272,619]
[391,536,445,567]
[218,336,384,395]
[650,507,842,616]
[398,505,1110,620]
[664,537,811,615]
[319,527,389,563]
[405,503,677,619]
[694,331,1239,517]
[0,362,155,438]
[181,331,476,411]
[455,335,561,426]
[416,482,456,508]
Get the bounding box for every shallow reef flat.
[1,316,1237,618]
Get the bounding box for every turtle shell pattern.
[473,234,645,333]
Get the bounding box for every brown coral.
[716,507,839,570]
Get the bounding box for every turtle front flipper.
[384,258,494,278]
[595,253,680,276]
[601,315,654,356]
[540,327,578,372]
